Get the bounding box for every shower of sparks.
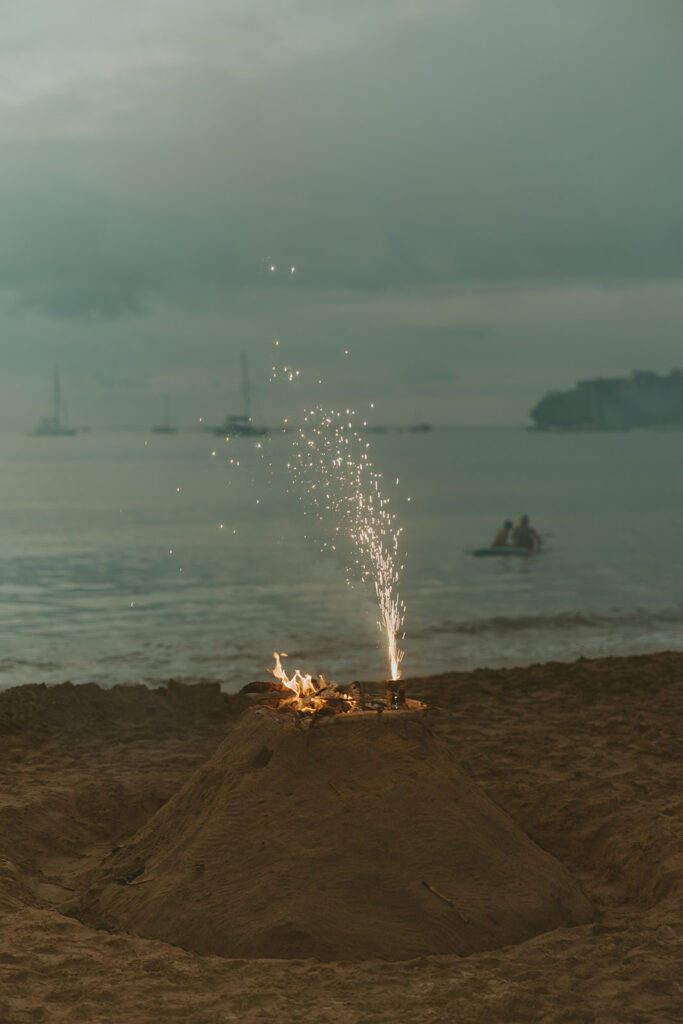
[288,405,406,680]
[269,363,302,384]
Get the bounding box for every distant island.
[530,370,683,431]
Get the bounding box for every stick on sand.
[421,880,469,922]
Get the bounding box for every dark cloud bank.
[1,0,682,424]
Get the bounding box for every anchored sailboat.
[152,396,177,434]
[212,351,268,437]
[34,369,77,436]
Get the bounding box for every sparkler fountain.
[289,404,406,696]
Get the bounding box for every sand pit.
[75,707,592,960]
[2,654,681,1022]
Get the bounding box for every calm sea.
[1,426,681,692]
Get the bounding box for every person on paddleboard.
[491,520,513,547]
[512,515,541,551]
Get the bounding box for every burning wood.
[239,653,424,718]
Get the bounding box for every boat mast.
[53,368,61,425]
[241,350,252,422]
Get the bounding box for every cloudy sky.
[1,0,682,427]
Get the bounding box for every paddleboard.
[473,546,532,557]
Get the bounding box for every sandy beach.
[1,651,681,1023]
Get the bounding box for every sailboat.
[152,396,178,434]
[34,369,78,436]
[212,351,269,437]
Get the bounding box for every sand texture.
[0,652,682,1022]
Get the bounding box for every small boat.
[34,369,78,436]
[473,546,533,557]
[211,351,269,437]
[152,396,177,434]
[212,414,268,438]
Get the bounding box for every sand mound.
[75,708,592,960]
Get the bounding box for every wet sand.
[1,652,681,1023]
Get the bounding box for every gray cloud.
[0,0,681,426]
[2,2,682,311]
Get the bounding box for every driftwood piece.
[421,880,469,922]
[239,680,288,694]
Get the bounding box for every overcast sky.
[1,0,682,427]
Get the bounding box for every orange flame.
[268,653,360,715]
[270,652,327,713]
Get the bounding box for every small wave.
[0,657,61,671]
[415,607,683,638]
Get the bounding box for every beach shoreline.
[1,651,681,1022]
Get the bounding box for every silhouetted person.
[492,520,513,547]
[512,515,541,551]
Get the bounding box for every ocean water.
[0,425,681,692]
